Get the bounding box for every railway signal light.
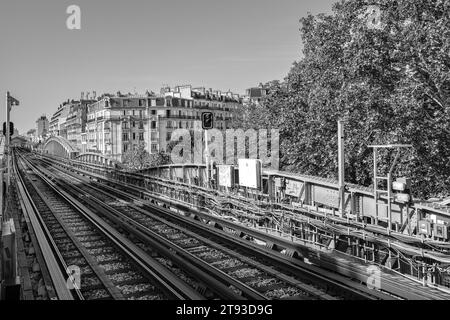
[2,122,14,137]
[202,112,213,130]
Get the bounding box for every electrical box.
[238,159,261,190]
[274,177,282,188]
[418,220,431,236]
[434,224,448,239]
[395,193,411,203]
[217,165,234,188]
[396,177,411,190]
[392,181,406,192]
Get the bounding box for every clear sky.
[0,0,335,133]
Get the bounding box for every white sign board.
[218,165,234,187]
[238,159,261,189]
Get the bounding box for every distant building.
[26,129,36,142]
[11,136,28,148]
[86,92,154,161]
[244,85,269,105]
[45,86,243,163]
[64,99,96,149]
[49,103,70,137]
[36,115,49,138]
[84,86,242,162]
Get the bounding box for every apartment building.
[26,129,37,143]
[83,86,242,162]
[86,93,150,161]
[244,85,269,105]
[49,104,70,137]
[36,115,49,138]
[65,99,96,148]
[156,85,241,152]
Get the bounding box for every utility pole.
[6,92,11,192]
[338,120,345,218]
[3,92,19,215]
[0,169,3,222]
[204,129,210,188]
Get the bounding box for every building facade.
[49,103,70,137]
[83,86,242,162]
[86,93,150,161]
[64,99,96,149]
[36,115,49,139]
[244,85,269,105]
[45,85,243,163]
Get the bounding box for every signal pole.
[201,112,213,189]
[338,120,345,218]
[5,92,11,192]
[205,129,209,188]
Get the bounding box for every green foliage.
[122,142,172,171]
[239,0,450,198]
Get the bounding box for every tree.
[122,142,172,171]
[240,0,450,198]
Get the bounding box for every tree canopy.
[122,142,172,171]
[237,0,450,198]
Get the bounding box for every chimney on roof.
[81,92,84,100]
[93,91,97,100]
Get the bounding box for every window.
[132,121,136,128]
[139,121,144,129]
[166,132,172,141]
[166,99,171,107]
[139,99,144,107]
[151,110,156,115]
[139,110,143,118]
[123,100,129,107]
[179,122,182,129]
[139,133,144,141]
[123,143,129,153]
[151,143,158,153]
[123,133,129,141]
[123,110,126,116]
[151,121,157,129]
[133,133,136,140]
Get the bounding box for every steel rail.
[13,153,77,300]
[19,153,205,300]
[34,156,376,300]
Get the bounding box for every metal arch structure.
[42,136,79,159]
[75,152,122,168]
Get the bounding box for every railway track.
[16,153,204,300]
[23,152,390,300]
